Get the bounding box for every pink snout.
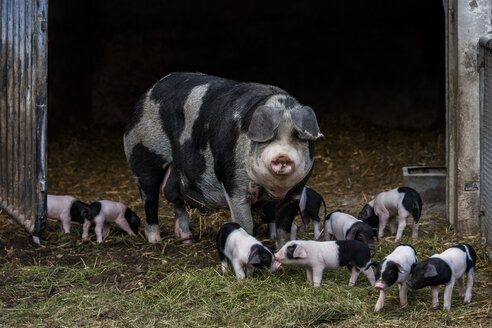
[270,155,294,175]
[374,282,386,290]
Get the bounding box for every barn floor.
[1,115,491,327]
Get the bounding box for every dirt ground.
[2,115,489,317]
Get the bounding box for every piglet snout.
[270,260,283,272]
[374,282,386,290]
[270,155,294,175]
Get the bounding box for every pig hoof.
[145,224,161,243]
[374,307,381,313]
[174,228,193,244]
[32,236,40,245]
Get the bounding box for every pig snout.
[374,281,386,290]
[270,260,283,272]
[270,155,294,175]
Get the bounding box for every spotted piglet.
[371,244,418,312]
[82,200,141,243]
[274,239,375,287]
[323,210,378,253]
[407,243,476,310]
[358,187,423,242]
[217,222,281,279]
[32,195,89,244]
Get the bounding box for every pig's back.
[47,195,75,218]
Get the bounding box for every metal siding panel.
[0,0,47,235]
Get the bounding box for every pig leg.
[377,212,390,239]
[59,214,71,234]
[102,223,111,238]
[306,267,313,282]
[443,277,455,310]
[374,289,388,312]
[232,260,246,280]
[82,219,92,241]
[313,221,321,240]
[395,209,409,242]
[224,191,253,235]
[348,267,361,286]
[221,259,228,274]
[275,200,299,248]
[457,276,466,297]
[389,218,397,236]
[411,220,419,239]
[268,222,277,240]
[174,202,192,243]
[290,223,297,240]
[95,222,104,244]
[431,285,440,308]
[312,266,324,287]
[464,269,474,303]
[363,267,376,286]
[399,282,408,307]
[115,218,136,236]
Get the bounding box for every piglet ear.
[396,263,407,274]
[293,245,308,258]
[358,204,374,221]
[424,264,438,278]
[291,106,323,140]
[248,248,261,265]
[346,227,358,240]
[246,106,284,142]
[410,262,416,273]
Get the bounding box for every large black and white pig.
[323,210,378,252]
[260,187,326,240]
[407,243,476,310]
[358,187,423,242]
[217,222,281,279]
[370,244,418,312]
[82,200,141,243]
[274,239,376,287]
[124,72,322,246]
[32,195,89,244]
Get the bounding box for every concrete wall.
[446,0,492,234]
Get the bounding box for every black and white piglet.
[358,187,423,242]
[371,244,418,312]
[274,239,375,287]
[261,187,326,241]
[407,243,476,310]
[323,210,378,252]
[82,200,141,243]
[217,222,281,279]
[32,195,89,244]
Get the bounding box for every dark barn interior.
[8,3,490,326]
[47,0,445,132]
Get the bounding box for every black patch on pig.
[407,258,452,289]
[357,204,379,228]
[398,187,423,223]
[248,244,273,269]
[88,202,102,221]
[451,243,477,272]
[380,261,400,287]
[336,240,371,269]
[69,200,89,224]
[124,207,141,234]
[303,187,326,223]
[286,243,298,259]
[124,93,146,134]
[216,222,242,262]
[347,222,376,250]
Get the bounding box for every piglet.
[32,195,89,244]
[274,239,375,287]
[82,200,141,243]
[371,244,418,312]
[261,187,326,241]
[324,210,378,253]
[217,222,281,279]
[358,187,423,242]
[407,243,476,310]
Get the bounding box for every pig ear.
[248,247,262,265]
[246,106,284,142]
[290,106,323,140]
[346,227,358,240]
[395,263,407,274]
[410,262,416,273]
[424,264,438,278]
[293,245,308,258]
[358,204,374,220]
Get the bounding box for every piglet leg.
[349,267,361,286]
[378,213,390,239]
[464,269,474,303]
[269,222,277,240]
[363,267,375,286]
[290,223,297,241]
[82,220,91,241]
[399,282,408,307]
[374,289,388,312]
[174,203,193,243]
[312,266,324,287]
[394,215,407,243]
[411,221,419,239]
[457,276,465,297]
[443,277,455,310]
[313,221,321,240]
[306,267,313,282]
[431,285,440,308]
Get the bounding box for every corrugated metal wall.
[0,0,48,236]
[480,37,492,262]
